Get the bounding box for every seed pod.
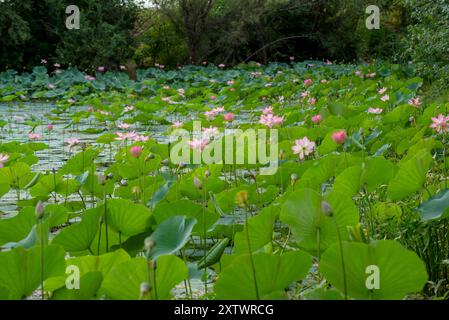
[132,186,141,195]
[236,190,249,208]
[279,149,286,160]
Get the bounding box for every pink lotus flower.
[311,115,322,124]
[98,110,109,116]
[303,79,313,87]
[47,124,54,131]
[308,98,317,105]
[263,106,273,115]
[85,75,95,81]
[87,106,94,112]
[115,131,138,141]
[213,106,225,113]
[130,146,142,158]
[368,108,383,114]
[408,97,421,108]
[202,126,220,139]
[204,110,218,120]
[124,105,134,113]
[41,59,47,65]
[0,153,10,168]
[325,59,333,65]
[366,73,376,78]
[259,114,284,128]
[118,122,131,130]
[378,87,387,94]
[120,65,126,71]
[66,138,80,148]
[227,80,235,86]
[172,121,183,129]
[430,114,449,133]
[189,138,209,152]
[97,66,105,72]
[54,63,61,68]
[218,64,226,68]
[224,113,235,122]
[355,70,362,77]
[380,94,390,102]
[210,95,217,100]
[28,133,41,140]
[134,135,150,142]
[301,91,309,98]
[289,56,295,61]
[321,79,328,84]
[48,84,55,89]
[292,137,316,160]
[332,130,347,145]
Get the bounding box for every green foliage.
[403,0,449,88]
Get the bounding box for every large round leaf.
[418,189,449,221]
[52,207,101,252]
[215,251,312,300]
[280,188,359,254]
[100,255,188,300]
[106,199,152,236]
[387,150,432,200]
[147,215,197,260]
[0,245,66,299]
[320,240,428,300]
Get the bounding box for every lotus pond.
[0,62,448,300]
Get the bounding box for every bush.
[402,0,449,88]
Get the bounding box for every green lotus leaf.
[215,251,312,300]
[320,240,428,300]
[147,215,197,260]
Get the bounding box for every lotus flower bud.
[130,146,142,158]
[321,201,333,217]
[145,153,155,162]
[194,176,203,190]
[161,159,170,166]
[291,173,298,186]
[140,282,151,297]
[144,238,154,255]
[205,170,211,179]
[120,179,128,187]
[35,201,45,220]
[98,173,106,185]
[178,162,186,169]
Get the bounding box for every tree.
[153,0,215,64]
